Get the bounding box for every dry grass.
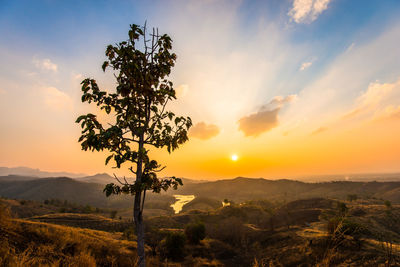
[1,204,222,267]
[0,203,138,267]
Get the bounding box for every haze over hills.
[0,166,87,178]
[1,174,400,208]
[294,173,400,182]
[175,177,400,203]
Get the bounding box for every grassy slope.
[0,211,138,266]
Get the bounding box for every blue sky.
[1,0,400,178]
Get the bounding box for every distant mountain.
[0,176,174,208]
[74,174,206,186]
[295,173,400,182]
[74,173,116,184]
[175,177,400,203]
[0,166,87,178]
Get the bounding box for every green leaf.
[102,61,109,72]
[105,155,113,165]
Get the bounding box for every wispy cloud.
[288,0,332,24]
[42,87,73,111]
[342,79,399,120]
[238,95,297,137]
[375,105,400,122]
[300,61,313,71]
[189,122,220,140]
[33,58,58,72]
[311,126,328,135]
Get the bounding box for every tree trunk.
[134,192,145,267]
[135,134,145,267]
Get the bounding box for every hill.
[0,205,138,266]
[0,176,175,210]
[2,195,400,266]
[74,173,116,184]
[0,166,86,178]
[175,177,400,203]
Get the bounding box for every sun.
[231,154,238,161]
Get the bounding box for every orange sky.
[1,1,400,180]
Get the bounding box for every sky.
[1,0,400,180]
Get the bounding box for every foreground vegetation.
[0,205,137,266]
[1,195,400,266]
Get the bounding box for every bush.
[110,210,117,219]
[185,222,206,244]
[160,232,186,261]
[0,204,12,228]
[122,226,135,241]
[336,202,348,214]
[327,217,369,237]
[347,194,358,202]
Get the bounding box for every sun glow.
[231,154,238,161]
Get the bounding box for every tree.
[161,232,186,261]
[76,23,192,266]
[185,222,206,244]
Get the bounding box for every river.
[170,194,195,214]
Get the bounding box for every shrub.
[122,226,135,241]
[110,210,117,219]
[160,232,186,261]
[347,194,358,202]
[384,200,392,209]
[185,222,206,244]
[327,217,369,237]
[336,202,348,214]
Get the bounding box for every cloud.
[189,122,220,140]
[73,73,83,80]
[374,105,400,121]
[342,79,399,120]
[288,0,332,24]
[42,87,73,111]
[0,88,5,95]
[33,58,58,72]
[311,126,328,135]
[238,95,296,137]
[176,84,189,98]
[300,61,313,71]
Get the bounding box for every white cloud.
[300,61,313,71]
[33,58,58,72]
[42,87,73,111]
[288,0,332,24]
[189,122,220,140]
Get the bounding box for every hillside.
[0,206,138,266]
[2,176,400,213]
[0,176,175,210]
[175,177,400,203]
[2,195,400,266]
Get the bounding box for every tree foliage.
[76,24,192,197]
[185,222,206,244]
[76,23,192,266]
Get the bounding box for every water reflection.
[171,194,195,214]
